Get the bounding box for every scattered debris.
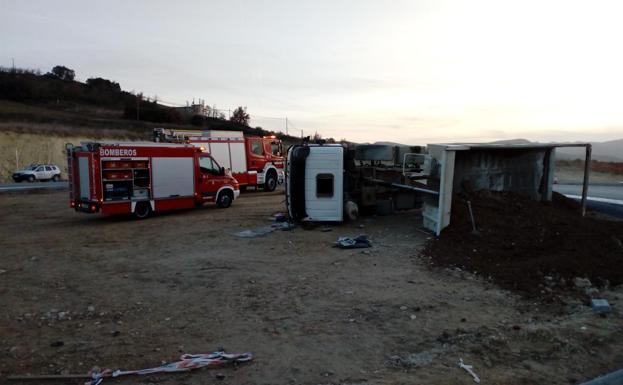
[271,222,295,231]
[321,226,333,232]
[232,227,275,238]
[458,358,481,383]
[591,299,612,314]
[334,235,372,249]
[50,341,64,347]
[573,277,592,289]
[8,351,253,384]
[585,287,600,297]
[274,212,287,222]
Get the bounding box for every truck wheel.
[264,171,277,192]
[134,202,151,219]
[52,174,60,182]
[28,175,35,183]
[216,190,233,208]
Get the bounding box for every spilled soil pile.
[422,191,623,297]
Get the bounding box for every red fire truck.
[153,128,285,191]
[66,142,240,218]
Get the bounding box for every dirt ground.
[423,191,623,299]
[1,189,623,385]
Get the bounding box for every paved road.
[553,183,623,202]
[0,181,68,192]
[553,183,623,218]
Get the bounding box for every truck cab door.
[247,138,264,170]
[198,156,221,201]
[263,140,274,161]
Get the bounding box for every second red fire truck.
[153,128,285,191]
[66,141,240,218]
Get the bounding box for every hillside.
[0,66,301,140]
[490,138,623,162]
[556,139,623,161]
[0,67,304,182]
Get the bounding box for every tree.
[86,77,121,92]
[48,65,75,81]
[229,106,250,126]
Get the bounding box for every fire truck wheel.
[264,171,277,192]
[216,190,233,208]
[134,202,152,219]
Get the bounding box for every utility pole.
[11,58,15,72]
[285,117,289,136]
[136,94,140,121]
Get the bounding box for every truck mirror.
[220,166,225,175]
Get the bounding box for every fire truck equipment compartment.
[152,157,194,198]
[78,157,90,200]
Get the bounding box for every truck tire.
[264,170,277,192]
[134,201,151,219]
[216,190,233,208]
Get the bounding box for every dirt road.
[1,190,622,384]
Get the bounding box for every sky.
[2,0,623,144]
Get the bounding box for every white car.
[12,164,62,182]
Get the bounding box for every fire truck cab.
[67,142,240,218]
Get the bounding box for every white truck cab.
[286,144,344,222]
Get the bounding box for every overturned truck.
[285,141,591,235]
[286,143,438,221]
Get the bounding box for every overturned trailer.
[423,142,591,235]
[286,141,591,235]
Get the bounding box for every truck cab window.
[270,142,281,156]
[316,173,334,198]
[199,157,219,174]
[251,140,263,155]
